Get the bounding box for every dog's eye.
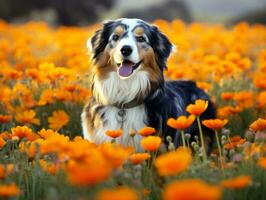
[136,36,146,43]
[112,34,120,41]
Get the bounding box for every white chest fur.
[93,71,150,104]
[82,70,150,149]
[82,104,147,149]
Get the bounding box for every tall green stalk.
[196,116,207,162]
[215,130,223,165]
[180,130,186,147]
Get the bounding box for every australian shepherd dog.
[81,18,215,150]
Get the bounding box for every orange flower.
[186,99,208,116]
[254,75,266,89]
[96,187,139,200]
[0,183,20,197]
[257,91,266,108]
[15,110,40,125]
[196,81,212,92]
[257,157,266,169]
[38,128,58,139]
[221,175,252,189]
[233,91,253,108]
[105,129,123,138]
[54,88,72,102]
[66,152,112,186]
[249,118,266,132]
[140,136,161,152]
[11,126,39,141]
[167,115,195,130]
[202,119,228,130]
[155,147,192,176]
[38,89,54,106]
[0,131,11,140]
[48,110,69,131]
[20,139,44,158]
[217,106,242,118]
[0,114,12,123]
[163,179,221,200]
[129,153,151,165]
[0,164,14,179]
[39,159,59,175]
[138,127,156,136]
[99,143,133,168]
[224,136,246,150]
[220,92,234,101]
[0,137,6,149]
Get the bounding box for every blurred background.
[0,0,265,25]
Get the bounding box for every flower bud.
[194,135,199,141]
[168,142,175,151]
[166,136,172,142]
[221,128,230,135]
[185,133,191,140]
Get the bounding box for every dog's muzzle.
[117,60,142,77]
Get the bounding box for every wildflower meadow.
[0,19,266,200]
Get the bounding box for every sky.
[108,0,265,22]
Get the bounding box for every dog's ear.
[151,26,173,70]
[87,20,115,60]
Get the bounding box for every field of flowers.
[0,19,266,200]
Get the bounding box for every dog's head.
[88,18,174,104]
[88,18,173,81]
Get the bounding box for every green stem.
[196,116,207,162]
[215,130,223,164]
[180,130,186,147]
[185,138,190,148]
[131,135,137,152]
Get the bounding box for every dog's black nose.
[120,45,132,57]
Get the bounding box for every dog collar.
[114,99,143,109]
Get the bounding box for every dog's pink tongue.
[118,63,133,77]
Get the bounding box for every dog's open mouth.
[117,60,142,77]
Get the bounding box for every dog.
[81,18,215,150]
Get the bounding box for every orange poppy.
[48,110,69,131]
[202,119,228,130]
[249,118,266,132]
[138,127,156,136]
[0,132,11,140]
[0,137,6,149]
[39,159,59,175]
[129,153,151,165]
[155,147,192,176]
[0,114,12,123]
[96,187,139,200]
[257,91,266,108]
[38,129,58,139]
[99,143,133,168]
[257,157,266,169]
[163,179,221,200]
[66,154,112,187]
[15,110,40,125]
[217,106,242,118]
[186,99,208,116]
[220,92,234,101]
[38,89,54,106]
[105,129,123,138]
[0,164,14,179]
[254,75,266,89]
[224,136,246,150]
[11,126,39,141]
[140,136,161,152]
[167,115,195,130]
[233,91,253,108]
[0,183,20,197]
[221,175,252,189]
